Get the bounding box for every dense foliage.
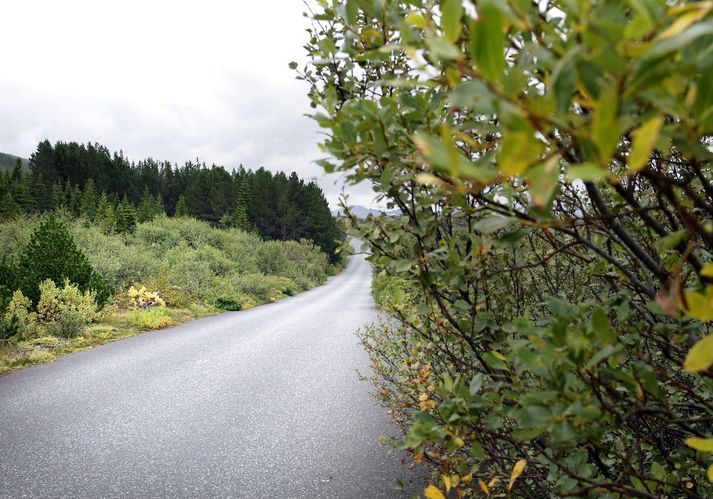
[0,140,343,259]
[302,0,713,497]
[1,215,338,313]
[0,213,341,371]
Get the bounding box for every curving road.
[0,251,425,497]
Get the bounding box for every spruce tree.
[153,194,165,216]
[69,184,82,217]
[115,196,138,233]
[50,182,65,210]
[174,194,189,217]
[79,179,98,221]
[137,187,156,222]
[94,193,115,233]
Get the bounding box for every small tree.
[137,187,156,223]
[18,213,110,305]
[0,193,22,221]
[174,193,189,217]
[94,192,115,233]
[79,179,98,221]
[115,196,137,233]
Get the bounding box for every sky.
[0,0,375,208]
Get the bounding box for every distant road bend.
[0,250,425,497]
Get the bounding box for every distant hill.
[0,152,30,173]
[332,205,401,219]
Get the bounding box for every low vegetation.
[0,212,342,375]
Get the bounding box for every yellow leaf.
[405,12,427,29]
[659,4,713,40]
[492,351,507,362]
[478,480,490,495]
[681,286,713,323]
[450,475,460,488]
[442,475,451,492]
[707,464,713,482]
[497,130,544,176]
[628,117,664,173]
[684,335,713,372]
[508,459,527,492]
[685,437,713,452]
[424,484,446,499]
[701,263,713,277]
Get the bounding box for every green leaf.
[591,85,620,164]
[441,0,463,43]
[655,230,687,252]
[550,47,581,115]
[628,116,664,173]
[345,0,359,25]
[684,334,713,372]
[497,129,544,176]
[474,216,514,233]
[566,163,608,182]
[527,156,560,209]
[469,2,505,82]
[394,260,413,273]
[426,36,462,60]
[591,307,616,343]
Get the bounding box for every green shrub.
[19,214,110,305]
[124,308,174,330]
[212,296,242,311]
[304,2,713,496]
[371,273,410,312]
[0,314,20,342]
[36,279,99,338]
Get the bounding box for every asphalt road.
[0,251,425,498]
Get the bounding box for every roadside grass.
[0,303,216,376]
[0,283,324,376]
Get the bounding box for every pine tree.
[18,213,110,305]
[94,193,115,233]
[174,194,189,217]
[79,179,98,221]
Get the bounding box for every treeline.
[0,140,343,259]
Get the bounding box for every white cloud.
[0,0,376,207]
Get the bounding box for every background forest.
[0,140,342,258]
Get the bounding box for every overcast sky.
[0,0,375,208]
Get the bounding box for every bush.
[19,214,110,306]
[305,2,713,497]
[0,314,20,342]
[124,308,174,330]
[211,296,242,311]
[36,279,99,338]
[127,286,165,309]
[4,290,34,338]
